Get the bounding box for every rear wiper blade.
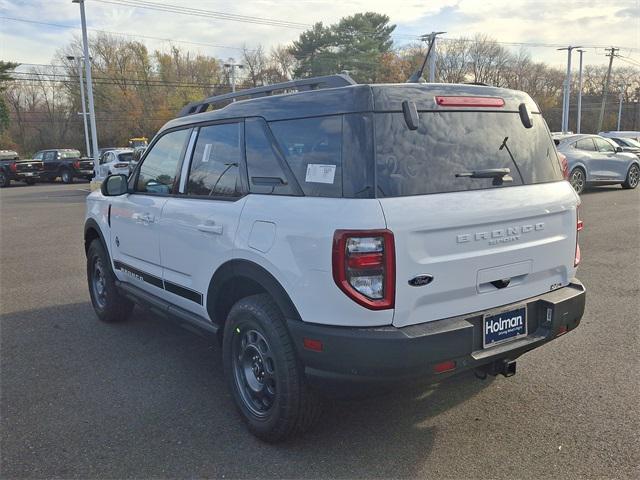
[455,168,513,185]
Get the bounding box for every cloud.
[1,0,638,68]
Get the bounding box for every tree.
[0,61,19,135]
[290,13,396,82]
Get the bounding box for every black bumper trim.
[287,280,586,384]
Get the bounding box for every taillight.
[9,162,17,172]
[558,152,569,180]
[435,96,505,108]
[73,160,80,169]
[332,230,395,310]
[575,205,583,267]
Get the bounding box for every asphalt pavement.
[1,181,638,479]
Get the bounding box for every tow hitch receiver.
[476,359,517,379]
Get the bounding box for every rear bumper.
[76,168,94,178]
[287,279,585,386]
[15,171,42,180]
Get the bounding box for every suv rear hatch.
[372,88,579,327]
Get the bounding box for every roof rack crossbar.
[177,74,356,117]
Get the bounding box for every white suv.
[85,75,586,441]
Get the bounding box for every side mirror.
[101,174,129,196]
[615,146,623,153]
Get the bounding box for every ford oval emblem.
[408,274,434,287]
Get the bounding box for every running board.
[116,280,219,337]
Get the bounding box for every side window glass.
[575,138,596,151]
[269,116,343,197]
[595,138,614,153]
[43,151,55,162]
[34,152,43,161]
[187,123,243,197]
[245,118,294,195]
[136,129,190,194]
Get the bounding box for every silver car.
[555,134,640,194]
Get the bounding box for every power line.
[0,16,250,52]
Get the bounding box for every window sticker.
[305,164,336,184]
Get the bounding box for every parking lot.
[0,181,638,479]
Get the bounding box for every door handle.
[197,222,223,235]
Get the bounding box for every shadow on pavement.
[1,301,493,479]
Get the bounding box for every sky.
[1,0,639,71]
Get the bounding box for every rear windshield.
[60,150,81,159]
[117,152,133,162]
[375,111,561,197]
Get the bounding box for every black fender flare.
[207,259,302,327]
[84,217,109,255]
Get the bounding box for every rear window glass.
[117,152,133,162]
[375,112,561,197]
[269,116,342,197]
[245,118,295,195]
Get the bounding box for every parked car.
[599,130,640,143]
[129,145,147,173]
[0,150,44,187]
[555,134,640,194]
[97,148,134,177]
[34,149,95,183]
[85,75,586,441]
[608,137,640,157]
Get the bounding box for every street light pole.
[617,89,624,131]
[576,49,585,134]
[67,56,91,158]
[224,59,244,96]
[73,0,100,178]
[558,46,581,133]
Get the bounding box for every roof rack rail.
[177,73,357,117]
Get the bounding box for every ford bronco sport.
[85,74,586,441]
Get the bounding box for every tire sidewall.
[222,298,299,439]
[570,167,585,194]
[86,240,125,322]
[62,170,73,183]
[625,164,639,189]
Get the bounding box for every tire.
[0,171,9,188]
[86,239,134,323]
[569,167,586,194]
[61,169,74,184]
[222,294,322,442]
[621,163,639,189]
[24,178,36,185]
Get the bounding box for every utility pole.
[597,47,619,133]
[224,59,244,96]
[576,49,585,134]
[558,46,581,133]
[73,0,100,179]
[419,32,446,82]
[67,55,91,158]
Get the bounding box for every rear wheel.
[0,171,9,188]
[24,178,36,185]
[622,164,639,189]
[222,294,322,442]
[87,239,133,322]
[61,169,74,184]
[569,167,586,194]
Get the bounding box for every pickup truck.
[34,149,95,183]
[0,150,44,187]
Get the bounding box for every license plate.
[483,306,527,348]
[24,172,34,176]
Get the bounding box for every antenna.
[407,31,446,83]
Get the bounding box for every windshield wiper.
[456,168,513,185]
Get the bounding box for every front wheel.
[222,294,322,442]
[87,240,133,322]
[622,164,639,189]
[24,178,36,185]
[569,167,586,194]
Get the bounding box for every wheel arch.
[207,259,302,336]
[84,218,108,255]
